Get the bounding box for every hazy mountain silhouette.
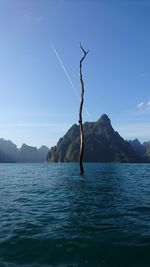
[17,144,49,163]
[0,139,49,163]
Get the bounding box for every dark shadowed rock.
[129,138,146,157]
[47,114,141,163]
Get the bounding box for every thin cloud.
[136,99,150,111]
[51,43,91,119]
[137,102,144,108]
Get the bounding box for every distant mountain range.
[0,138,49,163]
[1,114,150,163]
[47,114,150,163]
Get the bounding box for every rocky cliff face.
[47,114,140,163]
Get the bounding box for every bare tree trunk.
[79,43,89,175]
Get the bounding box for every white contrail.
[51,43,91,119]
[51,43,79,99]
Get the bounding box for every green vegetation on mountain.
[0,115,150,163]
[47,114,142,163]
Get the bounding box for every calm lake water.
[0,163,150,267]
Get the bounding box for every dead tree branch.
[79,43,89,175]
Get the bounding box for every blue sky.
[0,0,150,148]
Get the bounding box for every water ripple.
[0,163,150,266]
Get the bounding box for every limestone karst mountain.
[47,114,143,163]
[0,139,49,163]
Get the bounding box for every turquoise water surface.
[0,163,150,266]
